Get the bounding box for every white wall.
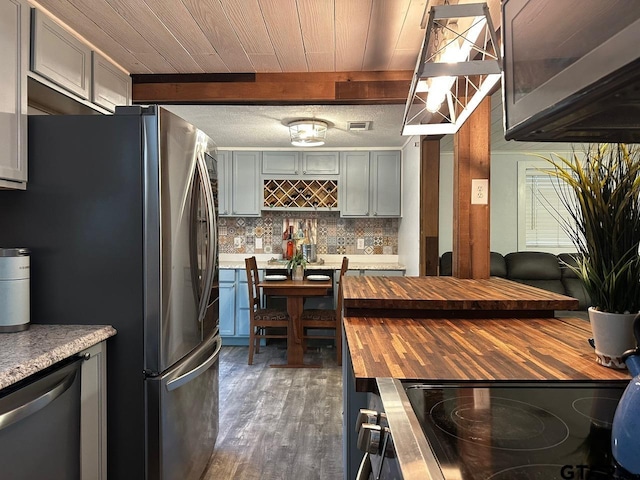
[439,149,576,256]
[398,138,421,276]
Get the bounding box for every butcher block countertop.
[342,276,579,318]
[344,316,630,392]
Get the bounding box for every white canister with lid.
[0,248,30,332]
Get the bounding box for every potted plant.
[541,143,640,368]
[286,250,307,281]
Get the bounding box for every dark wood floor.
[202,343,343,480]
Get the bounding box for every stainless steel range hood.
[502,0,640,143]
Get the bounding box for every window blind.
[525,168,575,248]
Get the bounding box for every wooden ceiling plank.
[106,0,204,72]
[362,0,411,71]
[34,0,161,73]
[389,0,426,69]
[297,0,335,71]
[141,0,230,72]
[220,0,277,56]
[387,48,421,70]
[258,0,308,71]
[335,0,372,71]
[181,0,255,72]
[306,52,336,72]
[248,54,282,72]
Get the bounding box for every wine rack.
[263,179,338,209]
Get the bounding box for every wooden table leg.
[270,296,320,368]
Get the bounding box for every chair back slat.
[245,256,261,310]
[336,256,349,319]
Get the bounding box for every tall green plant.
[541,143,640,314]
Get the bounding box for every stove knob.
[355,409,379,433]
[357,424,384,454]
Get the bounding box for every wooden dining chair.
[301,256,349,365]
[245,256,289,365]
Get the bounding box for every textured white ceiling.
[163,104,410,149]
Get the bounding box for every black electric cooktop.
[405,383,640,480]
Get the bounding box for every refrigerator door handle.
[195,149,216,324]
[166,335,221,392]
[188,145,216,326]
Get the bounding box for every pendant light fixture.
[288,119,328,147]
[402,2,501,136]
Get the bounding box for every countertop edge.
[0,325,117,390]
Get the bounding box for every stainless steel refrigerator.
[0,105,220,480]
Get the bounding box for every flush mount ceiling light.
[402,2,502,137]
[288,119,328,147]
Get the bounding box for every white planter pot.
[588,307,637,369]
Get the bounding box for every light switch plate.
[255,237,263,249]
[357,238,365,249]
[471,179,489,205]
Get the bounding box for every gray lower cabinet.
[0,0,28,190]
[219,151,261,217]
[31,8,92,100]
[340,150,401,217]
[91,52,131,112]
[80,341,107,480]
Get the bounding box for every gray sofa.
[439,251,591,310]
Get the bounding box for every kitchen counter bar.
[344,316,630,392]
[0,324,116,390]
[343,276,578,318]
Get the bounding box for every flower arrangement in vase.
[286,250,307,281]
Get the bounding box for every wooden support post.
[452,97,491,279]
[420,138,440,276]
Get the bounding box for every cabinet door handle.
[302,170,306,174]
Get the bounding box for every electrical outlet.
[255,237,263,249]
[234,237,242,248]
[471,179,489,205]
[357,238,365,249]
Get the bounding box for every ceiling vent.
[347,121,371,131]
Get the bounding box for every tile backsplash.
[218,211,398,255]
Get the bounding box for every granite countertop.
[219,254,405,271]
[0,324,117,390]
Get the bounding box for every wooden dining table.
[258,276,333,367]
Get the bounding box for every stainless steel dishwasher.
[0,356,82,480]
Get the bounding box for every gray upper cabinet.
[216,151,231,216]
[340,151,401,217]
[230,151,261,217]
[91,52,131,112]
[262,151,299,175]
[0,0,28,189]
[371,151,401,217]
[339,152,370,216]
[262,151,339,177]
[301,152,339,175]
[31,9,91,100]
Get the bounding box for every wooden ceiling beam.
[131,71,413,104]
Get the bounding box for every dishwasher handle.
[0,365,78,432]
